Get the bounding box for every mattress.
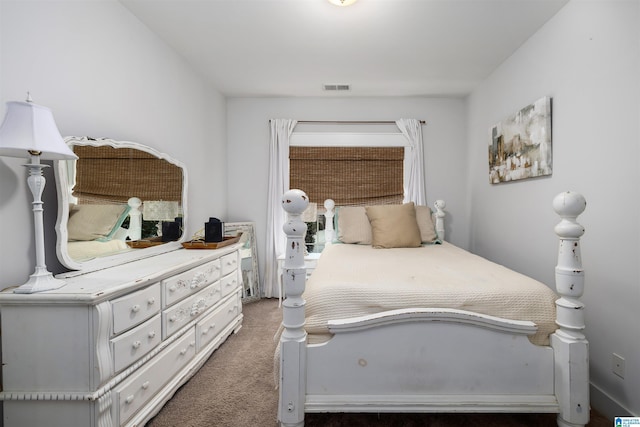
[303,242,558,346]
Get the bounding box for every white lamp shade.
[0,101,77,160]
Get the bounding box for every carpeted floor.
[147,299,610,427]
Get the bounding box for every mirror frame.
[54,136,188,277]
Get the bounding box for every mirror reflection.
[225,222,260,302]
[55,137,187,274]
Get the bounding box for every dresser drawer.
[220,271,240,297]
[196,293,242,351]
[112,284,161,335]
[111,314,162,373]
[116,328,196,425]
[162,259,222,308]
[162,283,222,338]
[221,252,238,276]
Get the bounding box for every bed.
[278,189,589,427]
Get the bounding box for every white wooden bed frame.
[278,190,589,427]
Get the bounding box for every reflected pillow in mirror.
[68,204,130,241]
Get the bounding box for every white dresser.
[0,245,243,427]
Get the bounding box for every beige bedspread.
[67,239,130,261]
[304,242,558,346]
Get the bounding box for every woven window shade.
[290,146,404,207]
[72,145,183,205]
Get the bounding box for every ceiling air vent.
[323,84,351,91]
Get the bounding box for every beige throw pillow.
[365,203,422,249]
[415,205,438,243]
[68,204,129,241]
[337,206,372,244]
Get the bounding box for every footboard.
[278,190,589,427]
[306,308,556,413]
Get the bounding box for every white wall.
[467,0,640,417]
[226,96,468,290]
[0,0,227,287]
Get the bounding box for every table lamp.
[0,95,78,293]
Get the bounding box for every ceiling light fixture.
[328,0,358,6]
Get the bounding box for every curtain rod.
[269,120,426,125]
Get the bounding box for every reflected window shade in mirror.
[289,146,404,207]
[72,145,183,204]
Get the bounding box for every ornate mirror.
[54,137,188,276]
[224,222,260,302]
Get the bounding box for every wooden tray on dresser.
[181,233,242,249]
[126,238,164,248]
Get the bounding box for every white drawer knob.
[132,340,141,349]
[169,285,176,293]
[169,315,177,323]
[142,381,150,390]
[190,298,206,316]
[147,297,155,305]
[148,330,156,339]
[203,323,215,335]
[131,304,140,313]
[125,395,134,404]
[180,348,187,355]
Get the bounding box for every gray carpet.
[147,299,609,427]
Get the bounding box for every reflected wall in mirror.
[225,222,260,302]
[54,137,188,276]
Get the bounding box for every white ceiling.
[119,0,569,98]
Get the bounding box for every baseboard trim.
[590,382,637,419]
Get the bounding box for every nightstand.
[277,252,322,302]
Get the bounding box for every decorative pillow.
[415,205,438,243]
[67,204,130,241]
[336,206,372,244]
[365,202,422,249]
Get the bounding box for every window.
[289,132,409,253]
[289,146,404,207]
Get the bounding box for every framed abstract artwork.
[489,96,552,184]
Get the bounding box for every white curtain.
[396,118,426,205]
[265,119,297,299]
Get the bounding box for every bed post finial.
[127,197,142,241]
[551,191,589,427]
[434,199,446,241]
[323,199,335,246]
[279,189,308,427]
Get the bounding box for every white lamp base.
[13,155,68,294]
[14,266,66,294]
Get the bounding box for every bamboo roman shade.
[72,145,183,204]
[289,146,404,207]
